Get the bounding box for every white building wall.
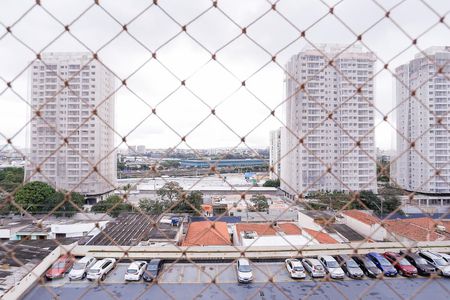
[26,53,116,195]
[269,128,282,179]
[392,47,450,194]
[341,214,386,241]
[297,211,323,231]
[281,44,377,196]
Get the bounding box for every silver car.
[302,258,325,278]
[318,255,345,279]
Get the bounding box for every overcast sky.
[1,0,449,152]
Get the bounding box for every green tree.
[172,191,203,214]
[377,163,390,182]
[157,181,183,202]
[250,194,269,212]
[138,198,167,215]
[15,181,56,213]
[47,191,85,217]
[91,195,133,217]
[0,167,24,192]
[263,179,280,188]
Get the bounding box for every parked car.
[285,259,306,279]
[366,252,397,277]
[400,251,437,276]
[383,252,417,277]
[68,256,97,280]
[302,258,325,278]
[86,258,116,281]
[318,255,345,279]
[418,251,450,277]
[45,254,75,280]
[143,259,163,282]
[334,255,364,279]
[124,261,147,281]
[352,255,382,278]
[236,258,253,283]
[437,252,450,263]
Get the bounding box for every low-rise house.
[231,222,338,247]
[384,217,450,243]
[182,221,231,246]
[340,210,386,241]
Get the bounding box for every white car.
[236,258,253,283]
[68,256,97,280]
[124,261,147,281]
[302,258,326,278]
[285,259,306,279]
[86,258,116,281]
[419,251,450,277]
[318,255,345,279]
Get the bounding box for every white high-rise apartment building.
[280,44,377,196]
[392,47,450,195]
[26,53,116,196]
[269,128,281,179]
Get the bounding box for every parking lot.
[25,262,450,299]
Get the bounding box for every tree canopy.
[91,195,133,217]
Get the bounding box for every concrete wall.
[341,215,386,241]
[297,212,323,231]
[3,246,63,300]
[70,241,450,260]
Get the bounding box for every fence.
[1,0,450,299]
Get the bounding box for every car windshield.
[400,258,411,265]
[379,257,392,267]
[239,265,251,272]
[147,264,158,271]
[52,262,66,269]
[435,258,447,266]
[127,268,138,274]
[364,259,376,267]
[327,261,339,268]
[293,266,304,271]
[347,260,359,268]
[72,263,86,270]
[416,258,428,265]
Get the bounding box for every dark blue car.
[366,252,397,276]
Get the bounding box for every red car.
[45,254,75,280]
[383,252,417,277]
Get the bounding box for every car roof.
[306,258,321,264]
[368,252,383,258]
[385,252,400,257]
[289,259,303,267]
[129,261,145,267]
[421,251,442,259]
[78,256,94,263]
[319,255,336,261]
[238,258,250,265]
[149,259,161,264]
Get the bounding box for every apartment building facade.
[269,128,281,179]
[26,53,116,196]
[391,47,450,213]
[280,44,377,196]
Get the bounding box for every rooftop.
[87,213,183,246]
[302,228,339,244]
[182,221,231,246]
[342,210,380,226]
[324,224,366,242]
[235,223,302,237]
[384,217,450,242]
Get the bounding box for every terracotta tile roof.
[182,221,231,246]
[342,210,380,225]
[235,223,302,237]
[302,228,338,244]
[384,217,449,242]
